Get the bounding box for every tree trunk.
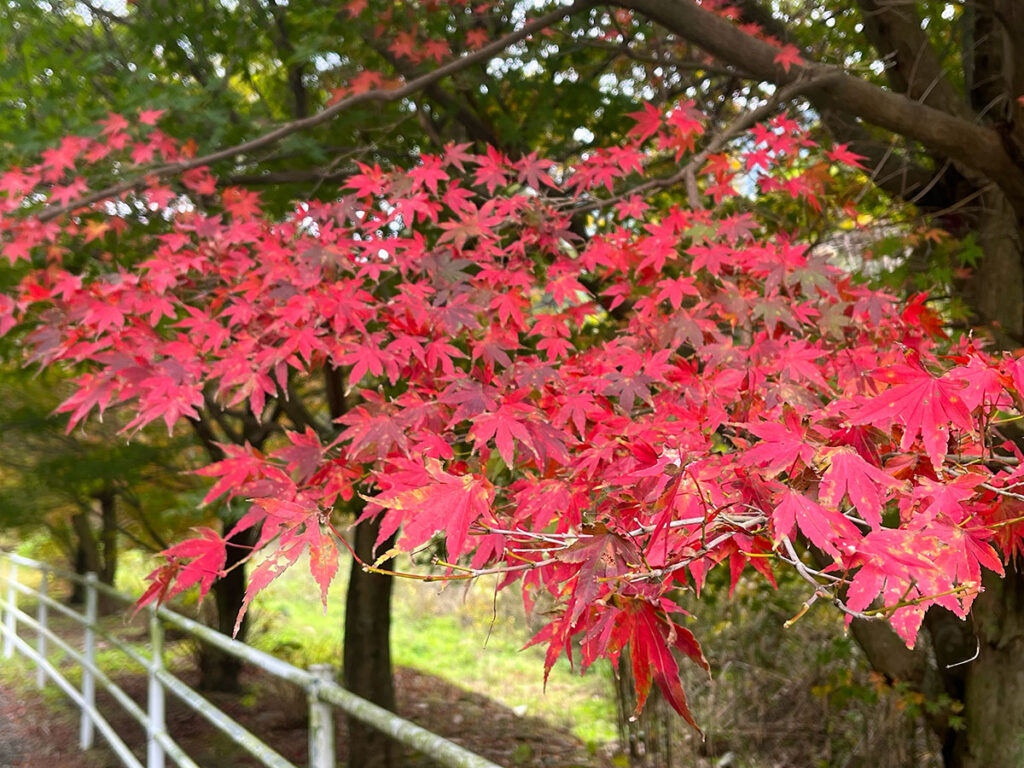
[963,189,1024,347]
[197,522,255,693]
[69,493,119,610]
[833,177,1024,765]
[614,655,671,767]
[69,511,97,605]
[343,515,397,768]
[97,489,118,585]
[948,568,1024,767]
[327,364,400,767]
[945,196,1024,767]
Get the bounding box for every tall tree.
[595,4,1024,765]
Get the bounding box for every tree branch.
[854,0,966,117]
[819,108,962,210]
[574,71,839,214]
[35,0,597,223]
[622,0,1024,214]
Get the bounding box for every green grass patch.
[245,554,618,745]
[114,548,618,743]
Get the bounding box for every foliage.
[0,361,203,558]
[3,1,1024,735]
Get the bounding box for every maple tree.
[4,1,1024,766]
[4,81,1024,729]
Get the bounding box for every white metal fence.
[0,551,502,768]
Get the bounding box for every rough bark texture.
[633,3,1024,764]
[950,201,1024,767]
[951,569,1024,767]
[343,516,397,768]
[966,191,1024,346]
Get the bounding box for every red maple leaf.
[343,0,367,17]
[818,447,905,529]
[557,525,638,621]
[136,527,226,611]
[626,102,663,143]
[826,143,866,168]
[273,427,329,484]
[465,27,489,50]
[740,413,818,477]
[774,489,861,559]
[773,44,803,73]
[621,601,708,733]
[853,365,973,469]
[370,458,494,560]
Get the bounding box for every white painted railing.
[0,551,502,768]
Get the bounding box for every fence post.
[4,560,17,659]
[36,566,48,688]
[147,608,165,768]
[308,664,336,768]
[80,572,97,750]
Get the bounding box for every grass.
[116,549,618,746]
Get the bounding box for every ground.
[0,664,610,768]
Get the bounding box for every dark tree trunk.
[343,515,397,768]
[948,568,1024,767]
[69,491,119,610]
[69,513,95,605]
[614,655,671,767]
[98,489,119,583]
[96,489,119,613]
[326,364,399,767]
[945,197,1024,767]
[197,522,255,693]
[963,190,1024,347]
[849,199,1024,768]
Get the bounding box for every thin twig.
[572,71,842,215]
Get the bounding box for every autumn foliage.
[3,14,1024,729]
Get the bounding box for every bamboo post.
[80,572,97,750]
[36,566,48,688]
[147,609,166,768]
[3,560,17,659]
[308,664,336,768]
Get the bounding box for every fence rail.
[0,551,502,768]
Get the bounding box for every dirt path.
[0,697,24,768]
[0,684,104,768]
[0,667,608,768]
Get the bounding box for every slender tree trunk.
[96,489,119,613]
[614,655,671,767]
[98,490,118,584]
[343,515,398,768]
[198,522,255,693]
[69,511,98,605]
[68,492,119,611]
[327,364,400,767]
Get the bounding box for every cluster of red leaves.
[4,99,1024,728]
